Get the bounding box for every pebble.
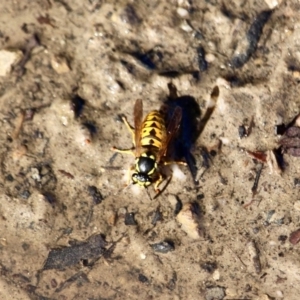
[264,0,282,9]
[177,7,189,18]
[50,55,70,74]
[205,286,225,300]
[276,290,284,298]
[289,228,300,245]
[212,270,220,281]
[30,168,41,182]
[11,144,28,161]
[295,114,300,127]
[171,164,186,181]
[0,49,23,76]
[205,53,216,63]
[151,241,175,253]
[140,253,146,260]
[176,202,201,239]
[247,240,261,274]
[180,20,193,32]
[177,0,190,6]
[291,70,300,79]
[107,211,117,226]
[294,200,300,211]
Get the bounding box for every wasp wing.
[134,99,143,156]
[157,106,182,161]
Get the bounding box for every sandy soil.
[1,1,300,299]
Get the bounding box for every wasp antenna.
[145,188,153,201]
[114,182,131,195]
[124,182,134,191]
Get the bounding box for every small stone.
[292,70,300,78]
[267,150,282,175]
[205,53,216,63]
[118,207,127,216]
[140,253,146,259]
[0,49,23,76]
[87,186,103,205]
[0,238,7,247]
[213,270,220,281]
[295,114,300,127]
[278,235,287,243]
[294,201,300,211]
[5,174,14,182]
[51,55,70,74]
[107,211,117,226]
[276,290,284,298]
[247,240,261,274]
[205,286,225,300]
[51,279,58,288]
[20,190,31,199]
[31,168,41,182]
[289,228,300,245]
[120,4,141,25]
[180,20,193,32]
[177,7,189,18]
[124,212,137,225]
[176,202,201,239]
[264,0,282,9]
[11,144,28,161]
[201,261,217,273]
[151,241,175,253]
[138,274,148,283]
[177,0,190,6]
[171,164,186,181]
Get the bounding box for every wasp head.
[132,152,157,187]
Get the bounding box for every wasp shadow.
[160,83,204,184]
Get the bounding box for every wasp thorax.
[137,155,156,174]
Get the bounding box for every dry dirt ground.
[1,1,300,299]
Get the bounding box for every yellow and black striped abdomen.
[140,110,166,150]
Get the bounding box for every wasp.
[112,99,186,193]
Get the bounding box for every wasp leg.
[163,160,187,166]
[153,173,165,193]
[122,116,135,145]
[126,165,135,185]
[153,174,173,199]
[111,147,135,156]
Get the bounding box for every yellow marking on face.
[133,177,151,187]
